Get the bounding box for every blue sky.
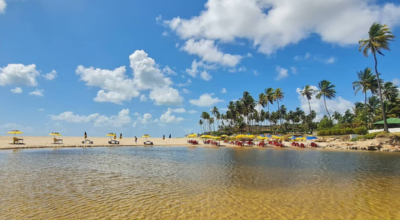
[1,0,400,137]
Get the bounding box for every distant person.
[135,136,137,144]
[169,134,171,139]
[163,135,165,141]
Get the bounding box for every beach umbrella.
[272,135,283,139]
[296,137,306,141]
[245,135,255,139]
[289,136,296,140]
[200,135,212,138]
[306,136,317,140]
[187,134,197,138]
[266,134,272,138]
[221,134,228,138]
[257,136,266,140]
[84,132,87,139]
[106,133,115,140]
[120,133,122,139]
[142,134,150,141]
[235,134,245,139]
[7,130,23,137]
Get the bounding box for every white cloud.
[133,112,141,116]
[189,93,224,107]
[170,108,186,113]
[162,31,169,37]
[162,66,177,75]
[185,59,216,78]
[294,52,311,61]
[177,79,192,87]
[296,86,353,118]
[200,71,212,81]
[221,88,227,93]
[133,113,153,127]
[253,70,259,76]
[76,50,182,105]
[182,39,242,67]
[140,94,148,102]
[10,87,23,94]
[275,66,288,81]
[29,89,44,97]
[51,109,132,127]
[38,109,45,112]
[0,0,6,13]
[188,110,198,114]
[0,64,40,86]
[156,15,163,24]
[392,78,400,86]
[291,67,297,74]
[166,0,400,55]
[44,70,57,81]
[158,108,184,123]
[247,53,253,57]
[149,86,183,106]
[314,56,336,64]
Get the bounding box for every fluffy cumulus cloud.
[149,87,183,106]
[294,52,311,61]
[182,39,242,66]
[51,109,132,127]
[275,66,288,81]
[29,89,44,97]
[162,66,177,75]
[76,50,183,105]
[166,0,400,54]
[221,88,227,93]
[0,64,40,86]
[44,70,57,81]
[140,94,148,102]
[189,93,224,107]
[132,113,153,127]
[0,0,6,13]
[10,87,23,94]
[296,86,353,118]
[157,108,184,124]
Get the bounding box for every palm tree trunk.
[308,99,312,115]
[277,100,281,129]
[364,93,368,129]
[323,95,331,119]
[373,52,389,132]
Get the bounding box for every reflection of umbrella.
[7,130,23,137]
[106,133,115,140]
[84,132,87,139]
[120,133,122,139]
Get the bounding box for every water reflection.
[0,147,400,219]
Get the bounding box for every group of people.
[162,134,172,140]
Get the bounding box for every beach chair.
[82,139,94,144]
[13,137,24,144]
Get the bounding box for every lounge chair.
[53,138,63,144]
[13,137,23,144]
[82,139,94,144]
[108,140,120,144]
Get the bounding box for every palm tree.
[316,80,336,119]
[352,67,379,128]
[265,88,275,126]
[201,112,211,133]
[300,85,315,114]
[210,117,215,133]
[199,120,203,134]
[211,106,220,131]
[273,88,284,126]
[332,111,342,124]
[382,82,398,102]
[359,23,395,132]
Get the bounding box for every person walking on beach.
[169,134,171,139]
[163,135,165,141]
[135,136,137,144]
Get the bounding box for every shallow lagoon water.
[1,146,400,219]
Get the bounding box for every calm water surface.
[1,147,400,219]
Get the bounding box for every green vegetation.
[197,23,398,136]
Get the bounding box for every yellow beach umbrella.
[187,134,197,138]
[49,132,61,136]
[296,137,306,141]
[200,135,212,139]
[7,130,23,137]
[245,135,255,139]
[221,135,228,138]
[106,133,115,140]
[142,134,150,141]
[272,135,283,139]
[235,135,245,139]
[257,136,266,140]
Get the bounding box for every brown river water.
[1,147,400,220]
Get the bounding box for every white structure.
[368,128,400,134]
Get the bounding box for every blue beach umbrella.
[306,136,317,140]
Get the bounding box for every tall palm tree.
[201,111,211,133]
[316,80,336,119]
[352,67,379,128]
[199,120,203,134]
[265,88,275,126]
[211,106,220,131]
[332,111,342,124]
[300,85,315,114]
[359,23,395,132]
[273,88,284,126]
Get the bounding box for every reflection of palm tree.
[316,80,336,120]
[359,22,395,132]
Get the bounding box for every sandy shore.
[0,136,203,150]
